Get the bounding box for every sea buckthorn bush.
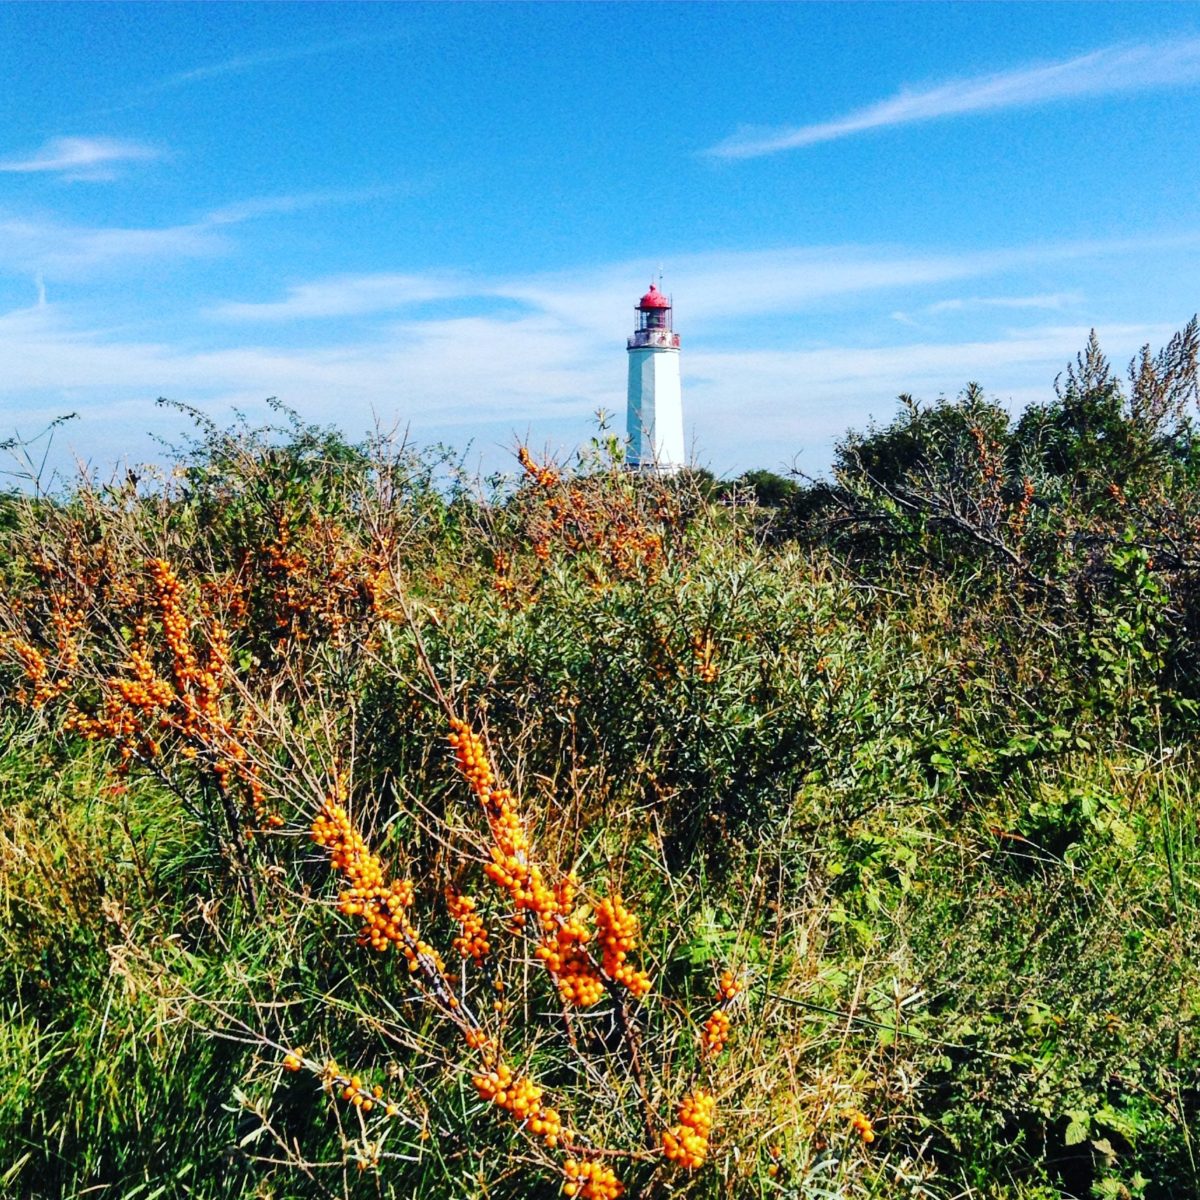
[2,366,1200,1200]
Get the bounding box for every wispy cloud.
[207,234,1197,334]
[685,320,1180,470]
[0,216,223,276]
[893,291,1084,323]
[0,189,391,281]
[0,136,161,181]
[158,32,401,89]
[75,30,410,121]
[3,234,1195,478]
[0,299,1173,480]
[205,186,401,227]
[707,38,1200,158]
[0,302,612,463]
[209,246,1016,331]
[925,292,1082,315]
[211,273,470,320]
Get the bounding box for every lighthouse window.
[645,307,667,330]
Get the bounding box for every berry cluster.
[341,1076,387,1112]
[518,446,561,490]
[472,1062,563,1147]
[2,540,104,712]
[562,1159,624,1199]
[968,423,1005,523]
[1009,474,1036,538]
[595,895,650,999]
[491,550,517,602]
[691,633,718,684]
[537,883,604,1008]
[516,446,667,581]
[449,718,651,1008]
[766,1143,782,1178]
[311,795,444,972]
[463,1027,496,1056]
[8,625,75,708]
[845,1110,875,1144]
[251,514,378,655]
[448,718,559,924]
[716,969,741,1001]
[700,970,741,1055]
[700,1009,731,1056]
[362,561,402,624]
[60,558,278,829]
[445,887,491,964]
[317,1062,403,1119]
[148,559,201,706]
[662,1088,716,1169]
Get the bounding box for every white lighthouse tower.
[626,281,684,473]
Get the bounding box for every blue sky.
[3,2,1200,482]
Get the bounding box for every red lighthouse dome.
[638,282,671,310]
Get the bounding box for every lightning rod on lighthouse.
[626,281,684,473]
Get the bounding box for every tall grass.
[0,410,1197,1199]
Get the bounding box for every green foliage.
[2,334,1200,1198]
[836,383,1011,493]
[724,469,799,508]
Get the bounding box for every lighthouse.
[626,281,684,473]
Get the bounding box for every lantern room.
[628,282,681,350]
[637,282,672,331]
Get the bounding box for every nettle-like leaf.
[1064,1108,1092,1146]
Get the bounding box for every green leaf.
[1064,1108,1091,1146]
[1096,1103,1141,1143]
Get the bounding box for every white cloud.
[687,320,1180,473]
[205,234,1195,335]
[0,190,379,281]
[159,33,398,88]
[893,291,1085,323]
[0,288,1177,481]
[0,303,609,422]
[925,292,1082,315]
[208,246,1018,332]
[0,216,224,277]
[707,38,1200,158]
[79,32,413,123]
[204,186,400,227]
[657,248,1005,325]
[2,232,1196,478]
[0,136,161,180]
[210,273,472,320]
